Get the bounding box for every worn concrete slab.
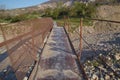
[35,25,81,80]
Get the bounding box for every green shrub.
[0,11,41,23]
[43,2,97,20]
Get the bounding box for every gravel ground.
[69,26,120,80]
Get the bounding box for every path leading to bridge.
[34,23,81,80]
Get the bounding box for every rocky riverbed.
[70,26,120,80]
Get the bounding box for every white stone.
[115,53,120,60]
[99,53,102,56]
[23,77,28,80]
[92,74,98,80]
[108,57,111,60]
[105,75,110,80]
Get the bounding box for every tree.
[85,4,96,18]
[44,8,52,17]
[53,7,60,19]
[43,1,96,19]
[69,2,96,18]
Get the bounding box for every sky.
[0,0,49,10]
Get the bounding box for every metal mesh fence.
[0,18,53,80]
[64,17,120,80]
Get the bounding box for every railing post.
[64,16,67,31]
[42,32,45,47]
[63,16,66,27]
[79,18,83,60]
[0,25,14,66]
[68,17,71,37]
[64,16,67,33]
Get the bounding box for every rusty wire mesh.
[64,17,120,80]
[0,18,53,80]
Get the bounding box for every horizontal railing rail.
[85,18,120,23]
[0,18,53,80]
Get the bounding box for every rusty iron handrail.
[64,16,120,80]
[86,18,120,23]
[0,18,53,80]
[64,17,89,80]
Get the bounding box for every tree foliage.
[43,2,96,19]
[0,12,41,23]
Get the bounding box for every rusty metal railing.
[63,16,120,79]
[0,18,53,80]
[64,17,89,80]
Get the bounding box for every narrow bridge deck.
[35,25,81,80]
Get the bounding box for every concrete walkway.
[35,24,81,80]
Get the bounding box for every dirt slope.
[94,5,120,33]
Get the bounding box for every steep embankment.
[71,5,120,62]
[96,5,120,21]
[94,5,120,33]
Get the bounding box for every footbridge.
[0,18,86,80]
[0,17,120,80]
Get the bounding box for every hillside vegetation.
[42,2,96,19]
[0,1,96,24]
[0,11,41,23]
[41,2,96,27]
